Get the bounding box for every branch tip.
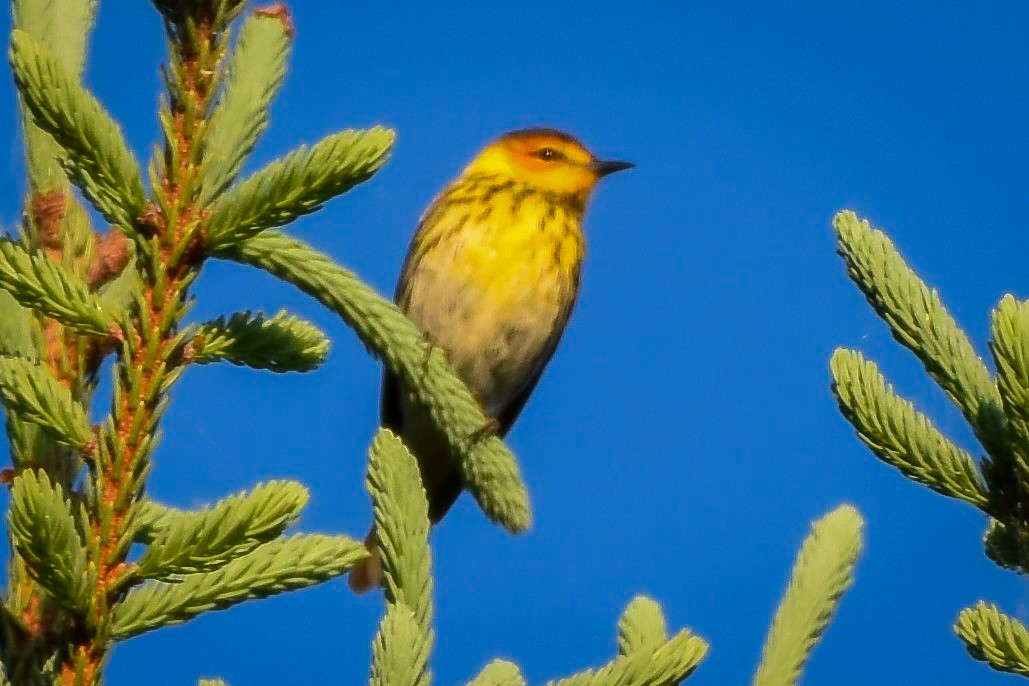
[254,3,295,38]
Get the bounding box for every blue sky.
[2,2,1028,684]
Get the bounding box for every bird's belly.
[405,263,570,416]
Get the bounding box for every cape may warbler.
[349,128,632,592]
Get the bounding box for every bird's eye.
[534,147,561,161]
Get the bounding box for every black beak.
[590,159,635,177]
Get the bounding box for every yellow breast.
[397,177,585,414]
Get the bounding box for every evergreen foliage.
[0,2,868,684]
[832,210,1029,678]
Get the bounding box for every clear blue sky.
[1,2,1028,684]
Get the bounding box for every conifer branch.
[200,7,293,204]
[191,310,329,372]
[834,211,1008,458]
[371,603,431,686]
[217,230,532,532]
[0,356,92,450]
[618,596,669,656]
[204,128,395,249]
[955,602,1029,677]
[9,29,147,231]
[8,470,91,613]
[136,480,309,578]
[0,237,116,338]
[989,296,1029,494]
[751,504,863,686]
[547,626,708,686]
[368,430,434,631]
[12,0,96,199]
[111,534,366,641]
[467,661,527,686]
[830,348,992,510]
[366,429,434,686]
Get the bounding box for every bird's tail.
[347,526,383,594]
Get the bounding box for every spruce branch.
[834,210,1008,458]
[955,602,1029,677]
[0,237,116,338]
[111,533,366,641]
[7,470,91,612]
[0,356,92,450]
[547,625,708,686]
[191,310,329,372]
[200,7,293,204]
[370,603,431,686]
[751,504,863,686]
[204,127,395,249]
[13,0,96,198]
[990,295,1029,494]
[9,29,147,231]
[366,429,434,686]
[368,429,434,632]
[136,480,309,578]
[216,230,532,532]
[467,661,526,686]
[830,348,992,510]
[618,595,669,656]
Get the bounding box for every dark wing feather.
[495,364,547,436]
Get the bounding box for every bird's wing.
[494,305,573,434]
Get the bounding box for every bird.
[348,128,633,593]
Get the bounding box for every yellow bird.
[349,128,632,592]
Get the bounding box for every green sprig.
[9,29,147,231]
[200,7,293,203]
[751,504,864,686]
[955,602,1029,677]
[0,237,115,338]
[205,127,395,249]
[831,349,991,510]
[989,295,1029,492]
[834,210,1008,459]
[371,604,431,686]
[136,480,310,578]
[366,429,434,686]
[191,310,329,372]
[112,534,366,640]
[467,661,526,686]
[0,356,92,450]
[8,470,92,612]
[618,595,669,656]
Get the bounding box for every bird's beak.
[590,159,635,177]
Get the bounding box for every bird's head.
[463,128,633,197]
